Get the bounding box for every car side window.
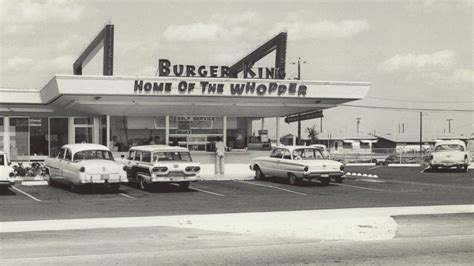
[128,150,136,160]
[270,149,283,159]
[141,152,151,163]
[58,148,65,159]
[65,149,72,161]
[283,149,292,160]
[134,151,142,161]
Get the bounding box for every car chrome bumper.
[0,180,15,187]
[303,172,344,179]
[151,175,199,183]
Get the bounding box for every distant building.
[374,134,471,153]
[317,134,377,154]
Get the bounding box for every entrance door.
[50,118,69,157]
[10,118,29,161]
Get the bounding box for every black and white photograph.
[0,0,473,264]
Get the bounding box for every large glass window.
[10,118,29,161]
[50,118,68,157]
[0,117,3,152]
[29,117,49,157]
[74,117,93,144]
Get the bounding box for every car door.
[130,150,142,182]
[264,148,284,177]
[125,150,136,181]
[62,148,78,184]
[49,148,65,181]
[275,149,293,178]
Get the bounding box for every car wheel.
[431,165,438,171]
[320,178,330,186]
[288,173,299,186]
[109,183,120,192]
[179,182,190,189]
[335,176,343,183]
[255,167,264,180]
[139,177,149,191]
[48,176,57,187]
[69,183,77,193]
[463,164,469,173]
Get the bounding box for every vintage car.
[45,144,127,192]
[0,151,15,189]
[429,140,471,172]
[250,146,345,186]
[123,145,200,190]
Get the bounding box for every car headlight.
[303,166,309,172]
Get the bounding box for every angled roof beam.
[73,24,114,76]
[229,32,287,79]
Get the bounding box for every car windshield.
[0,155,4,165]
[74,150,114,161]
[292,148,324,160]
[434,144,465,152]
[153,152,192,162]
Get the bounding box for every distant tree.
[306,125,319,144]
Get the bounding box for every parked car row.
[44,144,201,192]
[2,140,470,193]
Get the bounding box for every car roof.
[274,145,320,151]
[434,140,466,146]
[130,145,190,152]
[61,144,110,154]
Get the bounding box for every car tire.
[320,178,330,186]
[335,176,343,183]
[48,177,57,187]
[431,165,438,171]
[109,183,120,192]
[255,166,264,180]
[463,164,469,173]
[139,177,149,191]
[179,182,190,189]
[69,183,77,193]
[288,173,299,186]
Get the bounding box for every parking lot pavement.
[1,166,473,222]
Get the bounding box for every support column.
[165,115,170,145]
[276,117,280,146]
[261,118,265,130]
[4,117,10,159]
[68,117,74,144]
[223,116,227,146]
[93,117,100,144]
[106,115,111,149]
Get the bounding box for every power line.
[340,104,474,112]
[365,96,474,104]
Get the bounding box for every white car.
[429,140,471,172]
[45,144,127,192]
[124,145,200,190]
[250,146,345,186]
[0,152,15,189]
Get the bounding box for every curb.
[345,172,378,178]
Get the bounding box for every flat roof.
[0,75,372,117]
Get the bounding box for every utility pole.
[320,117,323,133]
[446,118,453,134]
[291,57,307,144]
[419,112,423,157]
[356,118,362,133]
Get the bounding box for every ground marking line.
[332,183,384,192]
[190,187,225,197]
[235,180,307,196]
[382,179,474,190]
[368,166,382,170]
[11,186,42,202]
[119,193,137,199]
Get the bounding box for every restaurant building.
[0,24,371,162]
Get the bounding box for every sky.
[0,0,472,139]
